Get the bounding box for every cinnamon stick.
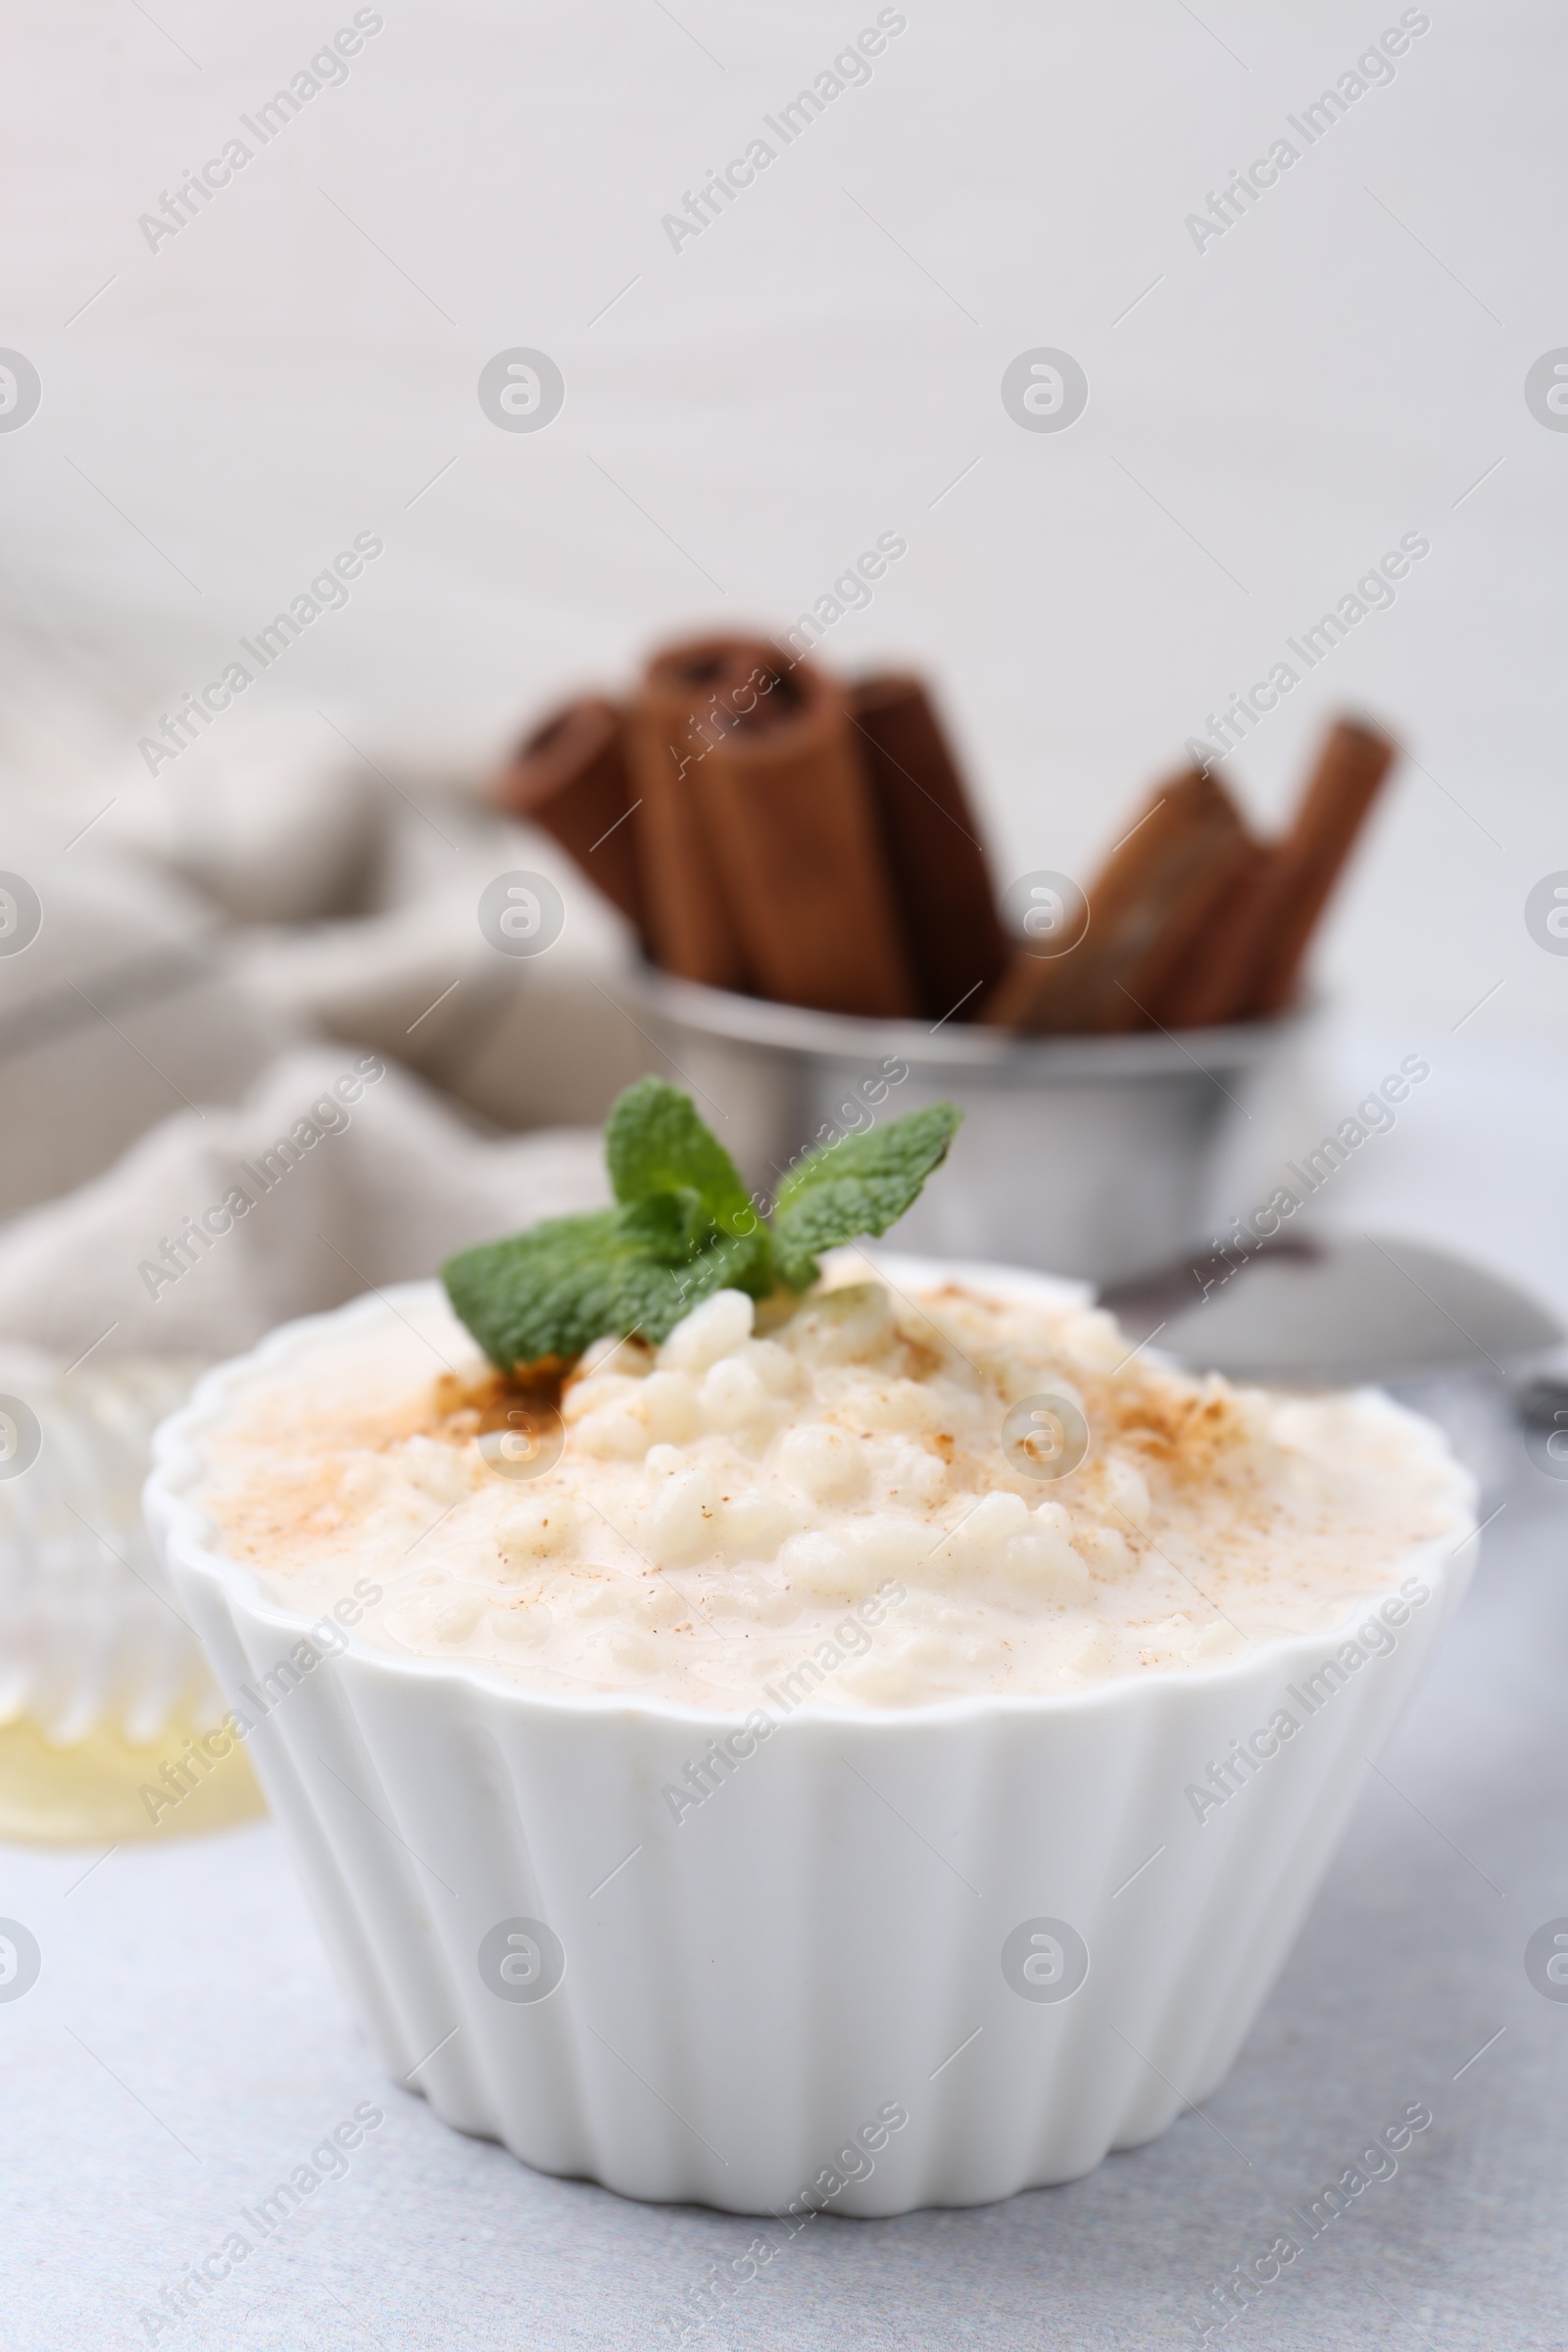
[982,768,1251,1033]
[638,636,918,1016]
[1151,838,1273,1027]
[1158,718,1396,1026]
[493,695,645,936]
[623,642,757,991]
[1248,717,1396,1015]
[849,673,1008,1022]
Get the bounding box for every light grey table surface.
[5,1017,1568,2352]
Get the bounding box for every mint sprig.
[442,1076,960,1373]
[769,1101,965,1293]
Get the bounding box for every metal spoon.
[1099,1232,1564,1387]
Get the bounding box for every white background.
[0,0,1563,1028]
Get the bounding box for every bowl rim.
[617,962,1312,1078]
[145,1253,1479,1738]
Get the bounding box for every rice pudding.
[193,1259,1469,1710]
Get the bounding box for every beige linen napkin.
[0,1048,606,1363]
[0,827,293,1225]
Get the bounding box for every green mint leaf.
[605,1076,755,1235]
[442,1210,774,1371]
[444,1211,631,1370]
[440,1082,957,1371]
[769,1102,962,1291]
[669,1229,776,1317]
[616,1189,710,1263]
[616,1193,777,1305]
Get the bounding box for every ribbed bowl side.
[169,1521,1466,2217]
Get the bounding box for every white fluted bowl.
[143,1263,1476,2215]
